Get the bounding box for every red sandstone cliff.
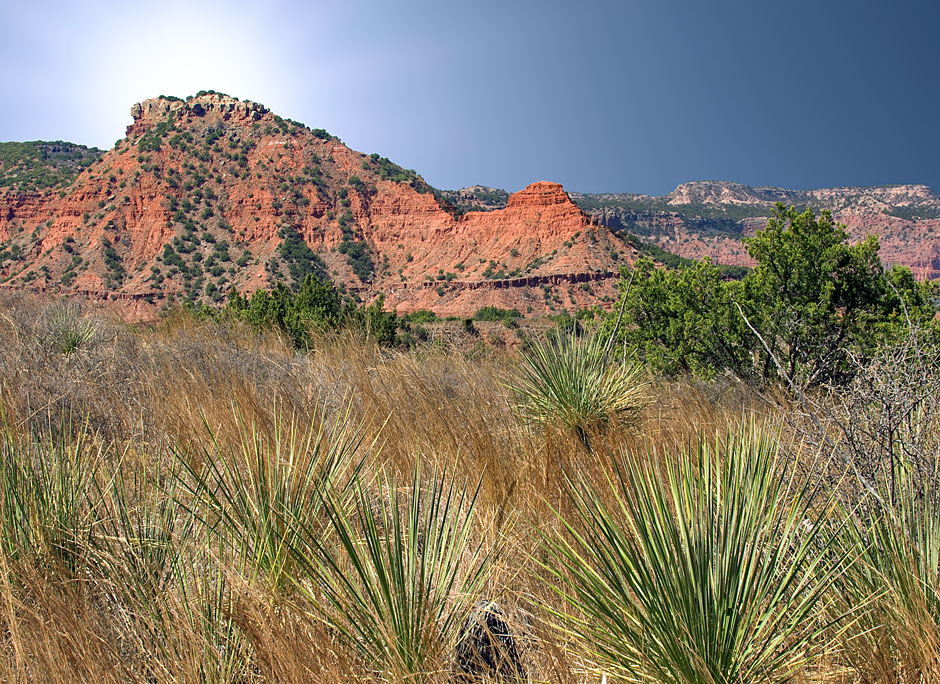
[0,94,630,320]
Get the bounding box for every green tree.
[742,205,935,385]
[615,257,751,379]
[613,204,938,386]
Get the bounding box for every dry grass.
[0,293,936,683]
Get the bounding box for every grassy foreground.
[0,294,937,683]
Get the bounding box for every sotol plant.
[541,424,852,684]
[510,330,648,448]
[288,465,492,683]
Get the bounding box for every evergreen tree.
[613,204,938,386]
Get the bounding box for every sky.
[1,0,938,195]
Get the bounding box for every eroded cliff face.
[126,94,269,137]
[570,181,940,279]
[662,181,940,214]
[370,181,625,315]
[634,214,940,279]
[0,94,629,320]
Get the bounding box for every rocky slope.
[0,93,631,320]
[570,182,940,278]
[0,141,103,193]
[451,182,940,279]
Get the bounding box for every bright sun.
[102,3,278,105]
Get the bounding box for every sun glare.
[95,2,282,114]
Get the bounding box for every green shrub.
[338,239,375,282]
[401,309,438,324]
[101,238,125,288]
[614,204,940,385]
[473,306,521,323]
[277,225,327,288]
[224,275,399,349]
[0,141,102,192]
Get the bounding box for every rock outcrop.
[569,181,940,279]
[0,94,629,321]
[127,93,269,137]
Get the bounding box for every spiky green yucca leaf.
[45,303,97,357]
[90,461,186,591]
[176,404,365,591]
[88,458,197,642]
[0,426,100,571]
[288,465,491,683]
[834,464,940,680]
[542,425,850,684]
[510,331,648,438]
[167,536,252,684]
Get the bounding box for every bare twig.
[733,299,881,501]
[603,268,635,366]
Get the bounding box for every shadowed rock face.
[0,94,630,321]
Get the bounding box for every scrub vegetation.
[0,204,938,683]
[0,141,103,192]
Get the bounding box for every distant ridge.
[447,181,940,279]
[2,91,937,322]
[0,141,102,193]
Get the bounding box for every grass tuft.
[833,462,940,682]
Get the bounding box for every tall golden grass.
[0,293,936,683]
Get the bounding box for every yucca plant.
[540,424,851,684]
[832,462,940,682]
[90,465,251,684]
[509,330,648,449]
[175,404,366,592]
[43,301,98,357]
[162,539,253,684]
[288,465,492,683]
[0,425,100,572]
[86,455,199,668]
[89,458,191,603]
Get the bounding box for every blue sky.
[1,0,937,195]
